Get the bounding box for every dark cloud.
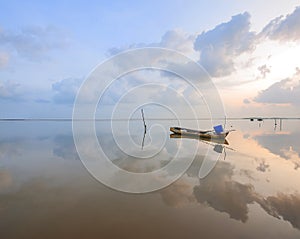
[194,12,256,77]
[261,6,300,41]
[255,69,300,106]
[52,78,82,104]
[0,25,69,60]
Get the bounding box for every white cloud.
[254,68,300,106]
[0,80,20,100]
[260,6,300,41]
[0,25,69,60]
[194,12,256,77]
[159,29,196,57]
[52,78,82,104]
[107,29,196,58]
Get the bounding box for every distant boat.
[170,125,233,140]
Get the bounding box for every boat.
[170,126,233,140]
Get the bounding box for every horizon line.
[0,117,300,122]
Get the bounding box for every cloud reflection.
[0,170,12,190]
[191,159,300,230]
[266,193,300,230]
[193,161,256,222]
[254,132,300,170]
[53,135,80,160]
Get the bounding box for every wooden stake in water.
[141,109,147,149]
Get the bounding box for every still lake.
[0,119,299,239]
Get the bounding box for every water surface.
[0,120,299,239]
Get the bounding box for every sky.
[0,0,300,118]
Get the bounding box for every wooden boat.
[170,127,231,140]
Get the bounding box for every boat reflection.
[170,133,232,157]
[170,133,229,145]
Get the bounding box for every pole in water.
[141,109,146,133]
[141,109,147,149]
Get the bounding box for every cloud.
[99,68,202,108]
[107,43,147,56]
[254,68,300,106]
[0,80,21,100]
[0,51,9,68]
[194,12,256,77]
[0,25,69,60]
[243,98,251,104]
[159,29,196,56]
[21,7,300,108]
[99,74,142,105]
[261,6,300,41]
[52,77,82,104]
[257,64,271,78]
[107,29,196,58]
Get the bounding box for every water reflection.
[0,120,299,238]
[53,135,80,160]
[192,158,300,229]
[255,132,300,170]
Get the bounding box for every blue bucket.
[213,125,224,134]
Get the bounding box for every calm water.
[0,119,300,239]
